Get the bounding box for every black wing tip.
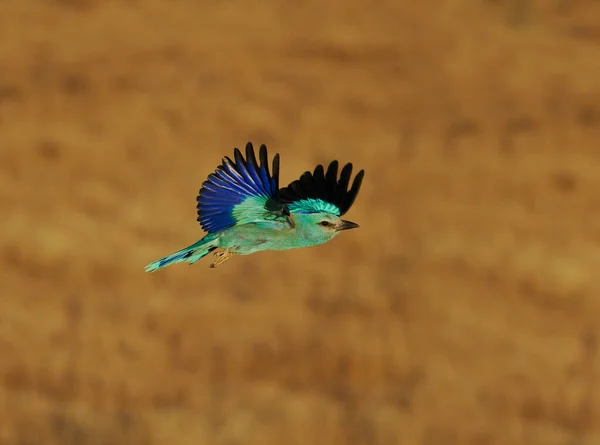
[237,141,279,164]
[327,160,340,170]
[340,168,365,215]
[355,168,365,182]
[221,141,281,180]
[280,159,365,215]
[351,168,365,183]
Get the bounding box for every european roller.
[145,142,364,271]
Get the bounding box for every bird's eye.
[319,221,331,227]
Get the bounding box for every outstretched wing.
[279,160,364,216]
[196,142,290,234]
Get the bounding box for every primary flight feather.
[145,142,364,271]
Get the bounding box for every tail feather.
[145,235,219,273]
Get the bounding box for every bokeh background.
[1,1,600,444]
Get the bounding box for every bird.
[144,142,364,271]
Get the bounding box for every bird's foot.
[208,249,233,268]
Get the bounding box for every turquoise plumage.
[144,142,364,271]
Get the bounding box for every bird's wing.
[196,142,289,233]
[279,160,364,216]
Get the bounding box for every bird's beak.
[336,220,360,231]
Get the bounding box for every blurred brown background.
[1,1,600,444]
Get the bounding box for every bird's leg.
[208,248,233,268]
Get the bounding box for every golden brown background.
[1,1,600,444]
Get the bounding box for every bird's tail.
[144,233,219,273]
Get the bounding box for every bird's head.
[294,212,360,245]
[279,159,364,248]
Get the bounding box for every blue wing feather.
[196,142,289,233]
[243,148,269,195]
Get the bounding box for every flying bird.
[145,142,364,271]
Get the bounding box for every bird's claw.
[209,249,233,268]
